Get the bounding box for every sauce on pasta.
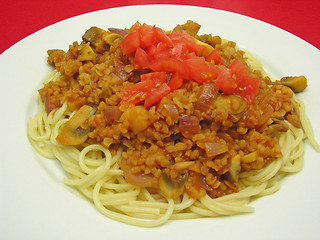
[28,21,319,227]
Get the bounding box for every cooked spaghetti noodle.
[28,21,319,227]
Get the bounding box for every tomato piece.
[170,42,188,60]
[169,31,205,56]
[206,49,225,65]
[216,68,236,94]
[148,57,190,79]
[183,56,220,83]
[228,60,260,104]
[140,72,167,84]
[120,30,141,55]
[147,42,171,59]
[120,79,156,105]
[144,83,171,108]
[154,27,174,47]
[129,21,142,32]
[168,73,183,90]
[134,47,150,69]
[139,23,155,48]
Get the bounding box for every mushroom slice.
[78,44,96,61]
[159,172,188,199]
[103,33,122,46]
[56,105,93,145]
[280,76,307,93]
[82,27,107,50]
[226,155,241,182]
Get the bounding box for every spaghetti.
[28,21,319,227]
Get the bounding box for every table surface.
[1,0,319,54]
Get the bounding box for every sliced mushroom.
[262,117,289,137]
[103,33,122,46]
[78,44,96,61]
[56,105,93,145]
[159,171,188,199]
[82,26,107,50]
[280,76,307,93]
[226,155,241,182]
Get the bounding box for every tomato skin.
[154,27,173,47]
[129,21,142,32]
[120,30,141,55]
[170,42,188,60]
[120,79,156,105]
[139,23,155,48]
[147,42,171,59]
[183,56,220,83]
[148,57,190,80]
[140,72,167,84]
[216,68,236,94]
[169,31,205,56]
[144,83,171,108]
[206,49,225,65]
[216,60,260,104]
[228,60,260,104]
[168,73,183,90]
[134,47,149,69]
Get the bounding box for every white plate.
[1,5,319,240]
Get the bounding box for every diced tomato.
[120,79,156,105]
[183,56,220,83]
[144,83,171,108]
[139,23,155,48]
[170,42,188,60]
[168,73,183,90]
[147,42,171,59]
[169,31,205,56]
[228,60,260,104]
[216,68,236,94]
[216,60,260,104]
[129,21,142,32]
[120,30,141,55]
[206,49,225,65]
[134,47,149,69]
[140,72,167,84]
[154,27,173,47]
[148,57,190,80]
[120,22,260,108]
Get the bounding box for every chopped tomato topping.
[216,68,236,94]
[140,72,167,84]
[120,79,156,105]
[216,60,260,104]
[120,22,260,107]
[120,30,140,55]
[134,47,149,69]
[144,83,171,108]
[206,49,225,65]
[183,56,221,83]
[168,73,183,91]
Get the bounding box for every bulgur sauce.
[39,21,301,200]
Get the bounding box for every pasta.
[28,21,319,227]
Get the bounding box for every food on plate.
[28,20,319,227]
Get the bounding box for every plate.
[1,5,319,240]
